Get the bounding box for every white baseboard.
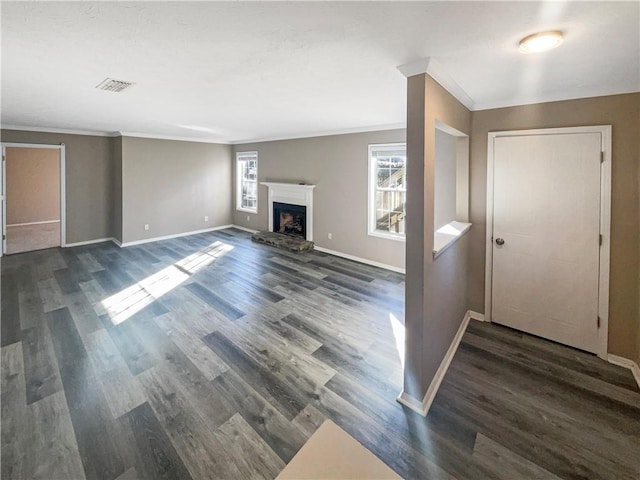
[396,310,472,416]
[65,237,117,247]
[468,310,485,322]
[313,246,405,274]
[7,220,60,227]
[119,225,234,247]
[607,354,640,388]
[231,224,259,234]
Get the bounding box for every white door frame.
[1,142,66,256]
[485,126,612,359]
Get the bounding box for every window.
[368,143,407,240]
[236,151,258,213]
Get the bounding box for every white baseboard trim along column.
[397,310,482,416]
[607,354,640,389]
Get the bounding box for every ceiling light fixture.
[518,31,563,54]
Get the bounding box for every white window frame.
[236,151,258,214]
[368,143,407,242]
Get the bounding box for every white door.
[492,132,602,353]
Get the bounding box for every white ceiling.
[2,1,638,143]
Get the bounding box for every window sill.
[237,208,257,214]
[368,230,406,243]
[433,221,471,259]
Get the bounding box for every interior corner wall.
[469,92,640,362]
[1,129,115,244]
[112,136,123,243]
[231,129,406,270]
[121,136,232,244]
[404,74,472,402]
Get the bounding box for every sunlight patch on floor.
[102,241,233,325]
[389,312,405,369]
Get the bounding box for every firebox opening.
[273,202,306,239]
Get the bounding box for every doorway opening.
[1,143,66,255]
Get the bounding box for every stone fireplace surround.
[261,182,316,241]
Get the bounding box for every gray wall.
[1,129,115,244]
[121,137,232,244]
[232,129,406,270]
[470,93,640,362]
[5,147,60,225]
[404,74,472,402]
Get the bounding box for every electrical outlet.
[204,215,209,222]
[247,216,250,221]
[328,233,333,240]
[144,224,149,231]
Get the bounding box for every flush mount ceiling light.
[519,31,564,54]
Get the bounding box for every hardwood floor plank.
[214,413,285,480]
[1,272,21,346]
[153,313,228,381]
[22,324,63,405]
[48,307,129,480]
[37,277,66,313]
[224,271,286,303]
[291,404,327,438]
[121,402,193,480]
[105,319,159,376]
[16,264,45,330]
[54,267,82,294]
[203,331,307,420]
[137,366,245,480]
[100,365,147,418]
[307,258,375,282]
[472,433,561,480]
[77,252,106,273]
[23,391,86,480]
[186,282,245,320]
[210,369,308,463]
[1,342,27,479]
[65,291,105,337]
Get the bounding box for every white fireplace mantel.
[261,182,316,241]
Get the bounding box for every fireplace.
[273,202,306,239]
[261,182,316,241]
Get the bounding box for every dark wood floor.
[1,228,639,480]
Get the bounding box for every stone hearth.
[251,231,314,253]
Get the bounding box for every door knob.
[495,237,505,246]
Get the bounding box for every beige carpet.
[276,420,402,480]
[6,222,60,254]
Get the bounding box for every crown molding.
[117,131,231,145]
[230,123,406,145]
[1,124,117,137]
[472,87,640,112]
[397,57,475,111]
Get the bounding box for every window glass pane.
[370,144,406,237]
[237,153,258,211]
[375,191,389,211]
[377,165,391,188]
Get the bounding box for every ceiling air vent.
[95,78,135,93]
